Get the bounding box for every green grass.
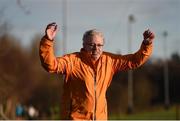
[109,106,179,120]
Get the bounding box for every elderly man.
[39,22,155,120]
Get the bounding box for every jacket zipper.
[93,73,97,121]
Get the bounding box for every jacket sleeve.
[39,36,70,74]
[113,41,153,73]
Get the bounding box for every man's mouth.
[92,53,98,56]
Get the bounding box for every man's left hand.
[143,29,155,44]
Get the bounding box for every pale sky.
[0,0,180,59]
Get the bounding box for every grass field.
[109,105,180,120]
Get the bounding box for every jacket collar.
[80,48,102,71]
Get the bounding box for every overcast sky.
[0,0,180,59]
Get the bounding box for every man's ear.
[83,42,85,48]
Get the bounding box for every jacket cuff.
[41,35,54,46]
[143,39,153,45]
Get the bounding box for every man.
[39,22,155,120]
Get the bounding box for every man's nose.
[92,45,98,50]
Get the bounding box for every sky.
[0,0,180,59]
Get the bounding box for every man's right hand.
[45,22,58,41]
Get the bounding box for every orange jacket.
[39,36,153,120]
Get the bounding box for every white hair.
[82,29,104,43]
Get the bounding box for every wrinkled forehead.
[86,35,104,44]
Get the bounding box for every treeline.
[0,23,63,119]
[0,22,180,119]
[107,52,180,116]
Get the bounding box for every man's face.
[83,35,104,61]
